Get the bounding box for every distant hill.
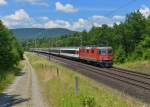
[11,28,74,40]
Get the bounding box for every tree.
[123,11,146,53]
[0,20,23,78]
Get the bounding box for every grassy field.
[0,60,25,92]
[116,60,150,74]
[26,52,144,107]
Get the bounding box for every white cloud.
[39,16,49,21]
[139,5,150,18]
[0,0,7,6]
[32,23,43,28]
[112,15,125,20]
[73,18,88,30]
[1,9,71,29]
[91,15,109,27]
[55,2,78,13]
[1,9,125,31]
[2,9,31,28]
[91,15,111,27]
[92,15,107,21]
[44,20,71,29]
[72,15,125,30]
[16,0,48,6]
[3,9,30,21]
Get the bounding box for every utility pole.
[51,41,53,48]
[48,39,51,60]
[75,76,79,96]
[34,39,36,48]
[34,39,37,50]
[34,39,39,55]
[55,39,57,47]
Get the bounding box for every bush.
[143,49,150,60]
[80,96,96,107]
[132,36,150,60]
[114,46,126,63]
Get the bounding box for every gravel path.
[0,56,48,107]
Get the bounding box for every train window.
[61,50,76,54]
[99,49,107,55]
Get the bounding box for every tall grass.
[27,53,144,107]
[116,60,150,74]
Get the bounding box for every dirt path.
[0,56,48,107]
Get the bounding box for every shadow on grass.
[0,66,22,79]
[0,93,30,107]
[13,67,23,76]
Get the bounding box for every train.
[32,46,113,67]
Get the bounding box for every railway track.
[111,67,150,79]
[53,55,150,89]
[35,52,150,103]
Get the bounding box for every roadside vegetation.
[0,61,24,92]
[0,20,23,92]
[116,59,150,74]
[24,10,150,64]
[27,53,144,107]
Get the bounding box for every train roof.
[60,47,79,50]
[80,46,112,49]
[31,46,112,51]
[49,47,79,50]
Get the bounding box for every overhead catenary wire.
[105,0,138,17]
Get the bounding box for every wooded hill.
[11,28,74,41]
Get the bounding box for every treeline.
[0,20,23,80]
[24,11,150,63]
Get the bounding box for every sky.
[0,0,150,31]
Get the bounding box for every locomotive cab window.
[99,49,107,55]
[99,49,113,54]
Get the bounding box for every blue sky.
[0,0,150,30]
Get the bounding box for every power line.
[105,0,138,17]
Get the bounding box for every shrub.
[80,96,96,107]
[114,46,126,63]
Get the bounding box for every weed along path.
[0,56,48,107]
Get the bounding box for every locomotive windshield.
[100,49,107,54]
[99,48,112,55]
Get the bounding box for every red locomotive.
[79,47,113,67]
[32,46,113,67]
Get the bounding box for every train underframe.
[98,60,113,68]
[79,58,113,68]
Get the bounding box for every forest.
[24,11,150,63]
[0,20,23,80]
